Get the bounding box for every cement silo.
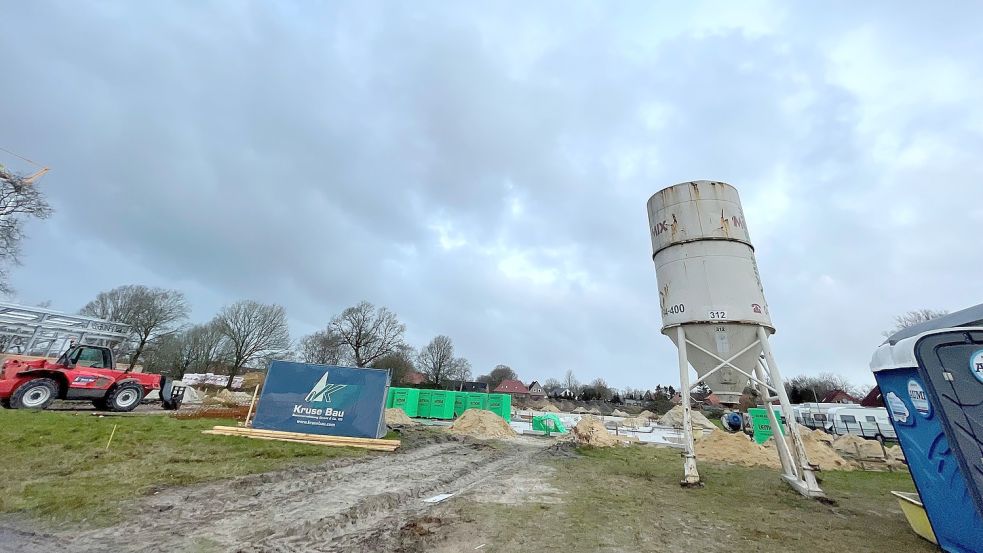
[646,180,823,497]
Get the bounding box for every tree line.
[76,287,476,390]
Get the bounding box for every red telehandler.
[0,344,184,411]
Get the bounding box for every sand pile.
[797,424,834,445]
[638,410,659,419]
[538,403,561,413]
[833,434,887,459]
[588,407,603,415]
[885,444,904,461]
[241,372,265,390]
[385,408,418,426]
[658,406,717,431]
[620,417,649,429]
[569,416,620,447]
[572,407,590,414]
[611,409,631,417]
[696,430,780,467]
[449,409,517,440]
[765,432,855,471]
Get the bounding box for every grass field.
[0,409,366,526]
[449,445,933,553]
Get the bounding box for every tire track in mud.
[4,438,544,553]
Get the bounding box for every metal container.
[647,180,772,405]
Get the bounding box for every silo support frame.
[675,326,702,486]
[757,327,825,498]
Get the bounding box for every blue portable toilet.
[871,307,983,553]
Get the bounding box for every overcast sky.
[1,1,981,389]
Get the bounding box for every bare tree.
[184,321,228,375]
[542,377,562,392]
[330,301,406,367]
[80,285,190,371]
[0,165,53,294]
[215,300,290,389]
[589,377,612,401]
[371,346,417,384]
[884,308,949,337]
[563,369,580,393]
[298,329,344,365]
[417,335,471,386]
[477,364,517,390]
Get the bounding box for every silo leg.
[757,327,825,498]
[676,326,701,486]
[754,359,797,480]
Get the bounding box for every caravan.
[793,402,857,430]
[821,406,896,441]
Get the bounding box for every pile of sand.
[588,407,603,415]
[569,416,620,447]
[572,407,590,414]
[241,372,265,390]
[619,417,649,429]
[765,432,855,471]
[385,408,418,426]
[537,403,561,413]
[449,409,517,440]
[796,424,834,445]
[832,434,888,459]
[611,409,631,417]
[638,410,659,419]
[658,406,717,431]
[696,430,780,467]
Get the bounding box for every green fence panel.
[453,392,469,417]
[429,390,456,419]
[392,388,420,418]
[486,393,511,421]
[417,389,434,418]
[466,393,487,411]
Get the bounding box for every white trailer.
[821,406,896,441]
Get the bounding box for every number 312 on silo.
[707,310,728,319]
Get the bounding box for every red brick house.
[493,379,529,397]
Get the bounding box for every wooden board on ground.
[205,425,400,452]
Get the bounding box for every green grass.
[455,446,933,553]
[0,410,366,526]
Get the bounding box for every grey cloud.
[2,1,982,389]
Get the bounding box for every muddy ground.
[0,430,559,553]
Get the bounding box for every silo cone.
[647,181,823,497]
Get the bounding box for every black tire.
[105,382,144,412]
[0,398,11,409]
[92,398,108,410]
[10,378,59,410]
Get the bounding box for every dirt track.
[0,434,549,553]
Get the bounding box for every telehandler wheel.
[105,382,144,412]
[10,378,59,410]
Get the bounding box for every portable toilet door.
[871,328,983,553]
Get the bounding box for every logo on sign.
[970,349,983,384]
[305,372,348,404]
[907,380,931,418]
[751,303,762,314]
[885,392,910,425]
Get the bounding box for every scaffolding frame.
[0,302,131,358]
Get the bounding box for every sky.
[1,1,981,389]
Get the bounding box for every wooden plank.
[205,430,398,451]
[203,430,398,451]
[211,425,399,447]
[211,426,399,446]
[205,428,400,450]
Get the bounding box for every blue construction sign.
[252,360,390,439]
